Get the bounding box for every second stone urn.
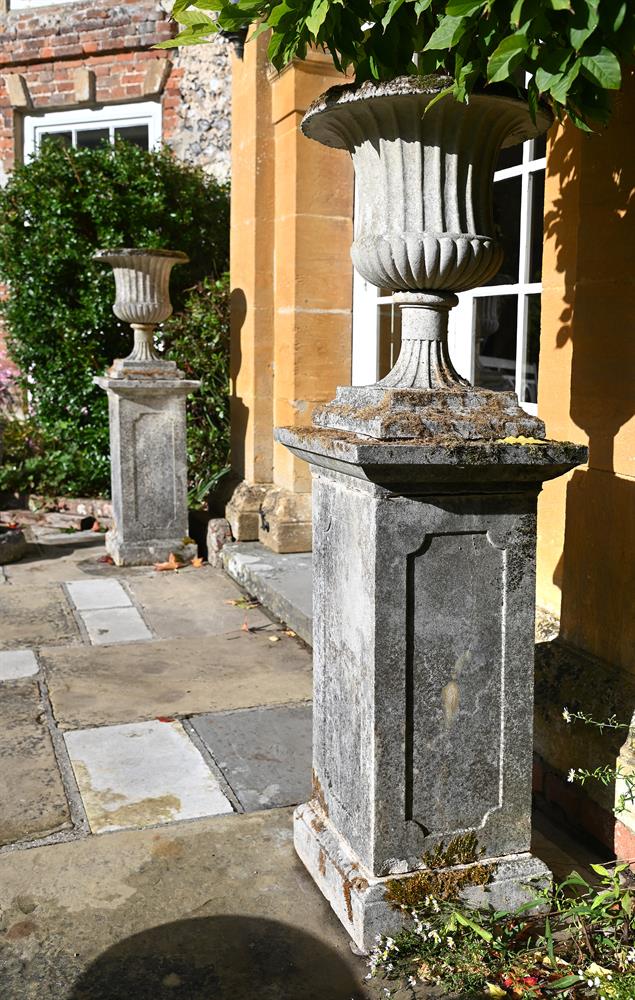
[302,74,551,439]
[93,248,189,377]
[94,248,199,566]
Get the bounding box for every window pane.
[377,299,401,380]
[520,294,541,404]
[114,125,150,150]
[487,175,522,286]
[474,295,518,393]
[76,128,109,149]
[39,131,72,149]
[531,134,547,160]
[529,170,545,283]
[496,143,523,171]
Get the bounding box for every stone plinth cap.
[94,376,200,395]
[276,425,587,489]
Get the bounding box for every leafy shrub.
[0,139,229,498]
[167,0,635,129]
[162,274,231,508]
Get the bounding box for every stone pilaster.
[278,425,586,951]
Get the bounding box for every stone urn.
[94,248,188,377]
[302,75,552,438]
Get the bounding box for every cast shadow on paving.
[68,915,367,1000]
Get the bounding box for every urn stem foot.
[377,292,468,390]
[126,323,161,363]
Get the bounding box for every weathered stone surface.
[96,377,199,566]
[42,631,312,729]
[225,480,272,542]
[0,680,70,846]
[79,606,153,646]
[206,516,233,568]
[0,649,38,681]
[0,526,27,564]
[222,542,313,645]
[127,565,271,639]
[295,802,550,953]
[314,384,545,441]
[258,485,312,554]
[0,809,373,1000]
[276,424,585,947]
[0,583,80,650]
[193,703,312,812]
[66,578,132,611]
[65,720,232,834]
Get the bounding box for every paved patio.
[0,528,601,999]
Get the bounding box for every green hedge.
[0,139,230,499]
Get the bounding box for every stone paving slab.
[127,565,273,639]
[64,720,232,834]
[66,579,132,611]
[223,542,313,645]
[0,584,80,650]
[0,680,71,848]
[0,808,375,1000]
[193,703,312,811]
[79,606,153,645]
[42,632,313,730]
[0,649,39,681]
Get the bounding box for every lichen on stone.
[384,833,493,909]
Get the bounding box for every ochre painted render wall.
[536,69,635,676]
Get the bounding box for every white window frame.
[351,137,546,416]
[9,0,78,9]
[23,102,162,161]
[449,138,546,416]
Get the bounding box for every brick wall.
[0,1,231,180]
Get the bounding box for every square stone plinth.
[276,426,586,947]
[95,376,199,566]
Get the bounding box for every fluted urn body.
[302,77,551,400]
[94,248,188,372]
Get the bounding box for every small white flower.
[568,768,577,782]
[446,936,455,949]
[408,976,417,987]
[563,707,572,723]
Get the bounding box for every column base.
[225,481,272,542]
[258,486,312,553]
[105,530,197,567]
[294,801,551,953]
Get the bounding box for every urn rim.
[93,248,190,263]
[302,73,552,150]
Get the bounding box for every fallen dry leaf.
[97,554,114,565]
[191,556,204,568]
[284,629,296,638]
[154,552,183,572]
[91,519,101,532]
[268,636,281,643]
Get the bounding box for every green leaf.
[550,974,584,989]
[445,0,485,14]
[306,0,329,35]
[569,1,599,49]
[266,3,293,27]
[414,0,433,12]
[546,0,572,9]
[486,31,529,82]
[549,58,581,102]
[590,863,612,877]
[173,8,215,27]
[382,0,406,30]
[424,14,467,50]
[510,0,524,28]
[580,47,622,88]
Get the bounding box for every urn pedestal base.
[96,375,200,567]
[313,385,545,442]
[277,426,587,950]
[294,801,550,953]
